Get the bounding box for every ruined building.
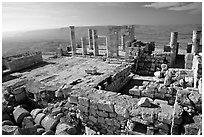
[2,25,202,135]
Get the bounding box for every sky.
[2,2,202,32]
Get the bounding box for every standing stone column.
[92,29,99,56]
[121,35,126,51]
[81,37,87,56]
[191,30,201,54]
[69,26,76,55]
[107,26,119,57]
[169,32,178,66]
[88,29,93,49]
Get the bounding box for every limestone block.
[98,116,105,124]
[2,125,18,135]
[22,116,34,128]
[154,93,165,99]
[89,116,97,123]
[105,118,113,126]
[154,99,168,105]
[13,106,30,125]
[158,84,167,94]
[78,96,90,107]
[36,128,45,135]
[188,91,201,106]
[97,100,114,113]
[97,110,108,117]
[146,126,154,135]
[34,113,46,125]
[41,115,59,131]
[109,112,117,118]
[137,97,153,107]
[89,107,97,116]
[129,88,140,96]
[78,105,88,113]
[68,95,78,104]
[85,126,97,135]
[31,109,43,119]
[56,123,76,135]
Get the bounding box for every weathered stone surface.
[78,96,90,107]
[188,91,201,105]
[97,110,108,117]
[129,88,140,96]
[105,118,113,125]
[184,123,200,135]
[30,109,43,119]
[78,105,88,113]
[137,97,153,107]
[34,113,46,125]
[55,113,64,120]
[36,128,45,135]
[154,99,168,105]
[2,120,14,126]
[98,116,105,124]
[90,100,98,109]
[85,126,97,135]
[68,95,78,104]
[2,125,18,135]
[13,106,30,125]
[146,126,154,135]
[42,130,55,135]
[158,84,167,94]
[89,108,97,116]
[154,121,170,132]
[22,116,34,128]
[97,100,114,113]
[89,116,97,123]
[52,107,62,116]
[41,115,59,131]
[56,123,76,135]
[109,112,117,118]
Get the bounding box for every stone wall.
[4,52,43,72]
[94,64,132,92]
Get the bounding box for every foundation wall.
[4,52,43,72]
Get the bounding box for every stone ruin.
[2,25,202,135]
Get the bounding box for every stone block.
[113,119,120,127]
[129,88,140,96]
[90,100,98,109]
[41,115,59,131]
[14,92,27,103]
[89,116,97,123]
[56,123,76,135]
[13,106,30,125]
[184,124,199,135]
[34,113,46,125]
[158,84,167,94]
[137,97,153,107]
[154,121,170,132]
[154,99,168,105]
[98,117,105,124]
[79,105,88,113]
[51,107,62,116]
[89,107,96,116]
[146,126,154,135]
[22,116,34,128]
[12,86,25,95]
[97,110,108,117]
[105,118,113,126]
[98,100,114,113]
[2,120,14,126]
[36,128,45,135]
[78,96,90,107]
[109,112,117,118]
[55,113,64,120]
[68,95,78,104]
[154,93,165,99]
[85,126,97,135]
[188,91,201,106]
[30,109,43,119]
[2,125,18,135]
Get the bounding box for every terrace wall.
[4,52,43,72]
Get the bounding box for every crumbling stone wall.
[4,52,43,72]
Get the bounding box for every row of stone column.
[69,26,99,56]
[168,30,201,66]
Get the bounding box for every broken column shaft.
[191,30,201,54]
[107,26,119,57]
[69,26,76,55]
[169,32,178,66]
[88,29,93,49]
[81,37,87,56]
[92,29,99,56]
[121,35,126,51]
